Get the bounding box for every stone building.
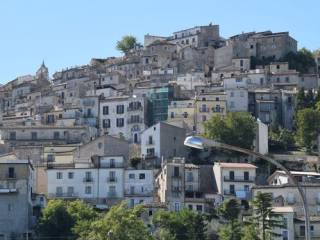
[0,154,34,239]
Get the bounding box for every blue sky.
[0,0,319,83]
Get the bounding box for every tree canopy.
[204,112,257,149]
[116,35,138,54]
[296,108,320,150]
[280,48,316,74]
[152,209,207,240]
[37,199,97,240]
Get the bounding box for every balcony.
[106,177,117,183]
[107,191,117,198]
[100,162,123,168]
[172,174,182,179]
[0,188,18,194]
[171,186,182,192]
[127,118,143,124]
[124,189,153,197]
[199,107,209,113]
[223,176,255,182]
[127,106,143,111]
[50,192,78,198]
[83,177,94,183]
[223,190,251,200]
[185,191,203,199]
[145,141,154,146]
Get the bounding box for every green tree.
[296,87,306,110]
[116,35,138,54]
[204,112,257,149]
[67,200,99,239]
[296,108,320,150]
[281,48,316,74]
[87,202,152,240]
[252,192,284,240]
[305,89,315,108]
[37,200,75,239]
[277,129,295,150]
[241,224,259,240]
[218,199,242,240]
[152,209,207,240]
[37,200,98,240]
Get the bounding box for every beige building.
[195,92,227,134]
[155,158,220,212]
[167,100,195,133]
[213,162,257,204]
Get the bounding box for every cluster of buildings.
[0,23,319,239]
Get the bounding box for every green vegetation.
[37,200,97,240]
[251,192,284,240]
[152,209,207,240]
[204,112,257,149]
[218,199,242,240]
[296,108,320,151]
[280,48,316,74]
[116,35,138,54]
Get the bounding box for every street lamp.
[184,136,311,240]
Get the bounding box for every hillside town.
[1,23,320,239]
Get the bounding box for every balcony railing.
[171,186,182,192]
[223,176,255,182]
[223,190,251,199]
[145,141,154,145]
[127,118,143,124]
[50,192,78,198]
[107,191,117,198]
[127,106,143,111]
[199,108,209,112]
[172,174,182,179]
[106,177,117,183]
[83,177,94,183]
[185,191,203,198]
[100,163,123,168]
[124,190,153,197]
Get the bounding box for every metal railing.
[83,177,94,183]
[106,177,117,183]
[223,176,255,182]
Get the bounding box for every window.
[116,105,124,114]
[277,77,280,82]
[53,131,60,140]
[173,167,180,177]
[98,142,102,149]
[148,136,153,144]
[229,185,235,194]
[310,225,314,236]
[230,91,234,97]
[8,167,15,178]
[129,173,135,179]
[240,91,244,97]
[116,118,124,127]
[9,132,16,140]
[186,39,189,44]
[139,173,145,179]
[103,119,110,128]
[285,77,289,82]
[250,44,254,49]
[187,172,193,182]
[244,185,249,192]
[47,154,55,162]
[67,187,74,195]
[174,202,180,212]
[85,172,92,181]
[229,171,234,180]
[171,112,174,118]
[56,172,63,179]
[109,171,116,181]
[102,106,109,115]
[244,171,249,181]
[277,65,280,69]
[230,101,235,108]
[282,230,288,240]
[202,115,207,122]
[300,226,305,236]
[146,148,155,156]
[196,205,203,212]
[85,186,92,194]
[240,59,244,67]
[56,187,63,196]
[110,158,115,168]
[68,172,74,179]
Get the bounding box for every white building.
[213,162,257,204]
[176,72,207,90]
[225,88,248,112]
[47,156,125,207]
[124,169,154,207]
[99,95,147,143]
